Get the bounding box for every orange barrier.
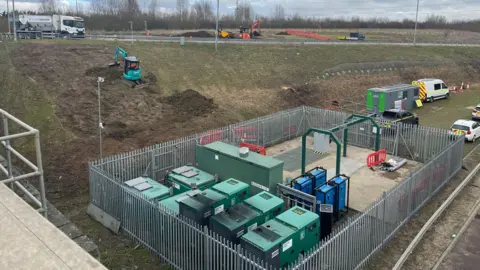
[285,29,331,41]
[233,127,258,141]
[240,142,266,155]
[199,130,223,145]
[366,149,387,168]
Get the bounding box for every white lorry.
[13,15,85,39]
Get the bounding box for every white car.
[472,104,480,121]
[450,120,480,142]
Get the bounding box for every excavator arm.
[113,46,128,65]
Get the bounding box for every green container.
[178,189,228,226]
[209,191,284,244]
[196,142,284,195]
[124,177,171,202]
[165,166,217,195]
[158,191,191,215]
[209,203,260,244]
[244,191,284,224]
[240,206,320,269]
[211,178,250,208]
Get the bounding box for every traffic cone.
[146,30,150,37]
[452,86,457,93]
[461,82,464,90]
[467,83,470,90]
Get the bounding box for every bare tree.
[192,0,213,21]
[148,0,159,17]
[123,0,140,15]
[273,4,285,20]
[235,1,253,23]
[39,0,57,15]
[177,0,189,21]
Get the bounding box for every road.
[85,34,480,47]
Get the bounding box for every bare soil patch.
[176,31,213,37]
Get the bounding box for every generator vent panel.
[196,142,284,195]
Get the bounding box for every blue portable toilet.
[307,167,327,188]
[315,182,336,213]
[330,175,349,212]
[293,175,314,196]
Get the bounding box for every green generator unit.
[209,192,284,244]
[211,178,250,208]
[124,177,171,202]
[158,191,192,215]
[244,191,285,224]
[240,206,320,269]
[366,84,420,113]
[196,142,284,195]
[165,166,217,195]
[178,189,228,226]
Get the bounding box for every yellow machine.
[217,28,234,38]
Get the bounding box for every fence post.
[447,142,453,179]
[150,150,155,180]
[204,226,210,270]
[407,172,413,217]
[381,192,387,246]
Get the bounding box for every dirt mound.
[279,84,315,106]
[176,31,213,38]
[104,120,136,140]
[85,66,122,83]
[162,89,217,117]
[276,31,290,35]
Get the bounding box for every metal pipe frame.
[0,109,47,217]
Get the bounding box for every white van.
[412,79,449,102]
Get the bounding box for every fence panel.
[89,106,465,270]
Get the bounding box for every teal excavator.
[109,46,147,88]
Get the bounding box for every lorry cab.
[53,15,85,37]
[412,79,449,102]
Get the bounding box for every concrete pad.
[268,137,421,211]
[0,184,107,270]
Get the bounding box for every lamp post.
[12,0,17,41]
[97,77,105,160]
[215,0,219,52]
[129,21,133,44]
[413,0,420,46]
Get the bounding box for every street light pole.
[97,77,104,160]
[12,0,17,41]
[6,0,11,34]
[129,21,133,44]
[215,0,219,52]
[413,0,420,46]
[76,0,78,15]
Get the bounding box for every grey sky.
[1,0,479,21]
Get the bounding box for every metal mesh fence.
[89,106,464,270]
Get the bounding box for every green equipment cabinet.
[240,206,320,269]
[244,191,285,224]
[178,189,228,226]
[124,177,171,202]
[196,142,284,195]
[209,191,284,244]
[158,191,192,215]
[211,178,250,208]
[366,84,420,113]
[165,166,217,195]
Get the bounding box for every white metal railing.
[0,108,47,216]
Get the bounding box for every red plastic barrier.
[199,130,223,145]
[233,127,258,141]
[285,29,331,41]
[366,149,387,168]
[240,142,267,156]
